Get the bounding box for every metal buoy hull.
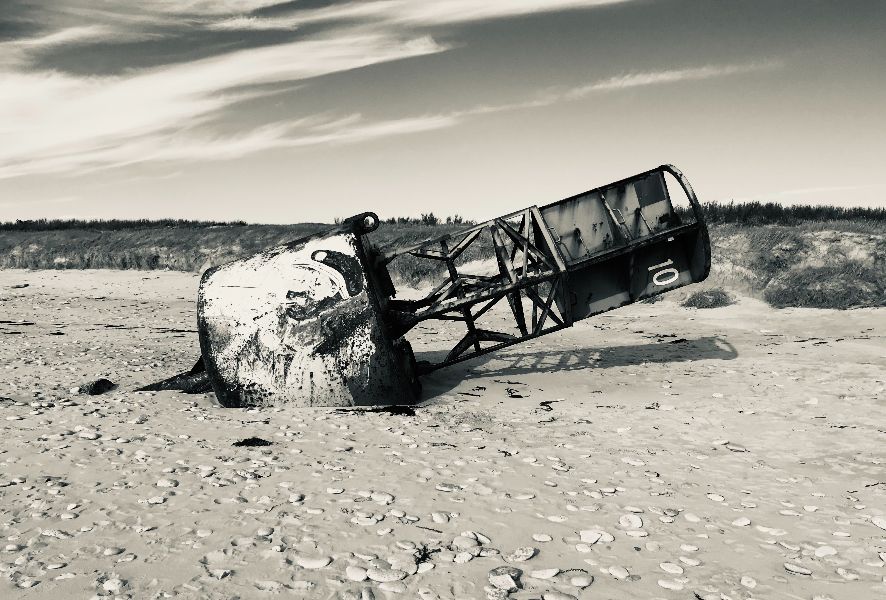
[198,225,416,407]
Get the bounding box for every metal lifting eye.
[362,215,377,230]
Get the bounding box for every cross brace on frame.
[381,206,574,372]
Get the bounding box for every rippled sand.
[1,269,884,599]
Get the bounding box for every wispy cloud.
[1,0,640,180]
[202,0,633,31]
[0,33,445,179]
[152,1,294,16]
[206,16,298,31]
[566,61,783,96]
[0,54,782,179]
[0,24,152,69]
[440,61,785,120]
[387,0,634,25]
[0,1,782,181]
[6,25,119,48]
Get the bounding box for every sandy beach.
[1,269,885,599]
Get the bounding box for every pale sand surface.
[1,269,885,599]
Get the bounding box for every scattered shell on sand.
[505,546,537,562]
[784,562,812,576]
[3,270,882,600]
[488,566,522,591]
[658,579,684,590]
[530,568,559,579]
[659,562,683,574]
[295,555,332,569]
[452,535,480,550]
[608,565,630,580]
[367,567,407,582]
[618,514,643,529]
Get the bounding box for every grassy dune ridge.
[1,203,884,308]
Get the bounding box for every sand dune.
[1,269,885,599]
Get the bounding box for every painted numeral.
[648,258,679,286]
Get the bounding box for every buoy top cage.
[197,165,710,407]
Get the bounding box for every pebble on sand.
[367,567,407,582]
[784,562,812,576]
[452,535,480,550]
[579,530,603,544]
[618,514,643,529]
[529,568,559,579]
[505,547,537,562]
[488,566,522,591]
[296,555,332,569]
[659,562,683,574]
[657,579,684,591]
[101,578,127,594]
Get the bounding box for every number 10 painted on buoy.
[648,259,679,286]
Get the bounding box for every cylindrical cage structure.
[197,165,710,407]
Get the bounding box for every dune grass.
[681,288,735,309]
[675,201,886,227]
[1,203,884,308]
[763,263,884,309]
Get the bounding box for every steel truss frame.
[381,206,573,373]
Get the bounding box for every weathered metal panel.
[535,164,710,322]
[198,230,415,407]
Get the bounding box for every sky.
[1,0,885,223]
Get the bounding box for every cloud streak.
[567,61,783,95]
[0,33,446,179]
[0,56,781,179]
[2,0,639,179]
[202,0,633,31]
[0,1,782,181]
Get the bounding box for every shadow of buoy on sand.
[417,335,738,402]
